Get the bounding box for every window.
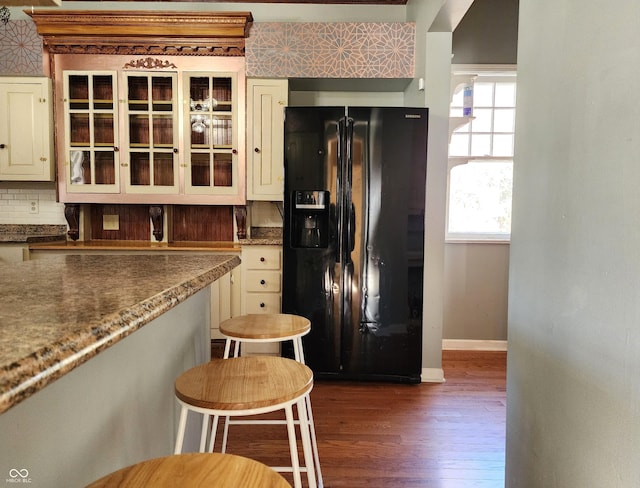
[447,70,516,241]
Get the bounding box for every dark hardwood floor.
[217,349,507,488]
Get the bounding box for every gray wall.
[453,0,519,64]
[506,1,640,486]
[443,0,518,343]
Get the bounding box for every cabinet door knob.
[0,144,5,149]
[254,147,260,153]
[260,302,266,308]
[260,257,265,262]
[232,149,238,154]
[114,147,119,152]
[173,148,178,153]
[260,279,266,285]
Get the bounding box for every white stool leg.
[221,414,231,453]
[294,337,306,364]
[173,404,189,454]
[207,414,220,452]
[297,396,317,488]
[306,395,323,487]
[223,339,232,359]
[285,404,303,488]
[199,413,210,452]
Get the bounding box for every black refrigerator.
[282,106,428,383]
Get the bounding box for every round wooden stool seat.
[86,452,291,488]
[175,356,313,412]
[174,356,318,488]
[220,313,311,341]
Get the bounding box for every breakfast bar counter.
[0,254,240,487]
[0,254,239,414]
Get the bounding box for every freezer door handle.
[348,203,356,253]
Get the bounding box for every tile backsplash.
[0,185,66,225]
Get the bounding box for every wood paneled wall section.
[90,205,150,240]
[171,205,234,242]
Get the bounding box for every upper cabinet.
[246,79,288,201]
[28,10,252,205]
[0,77,54,182]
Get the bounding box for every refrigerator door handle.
[335,117,345,263]
[343,116,355,261]
[348,203,356,253]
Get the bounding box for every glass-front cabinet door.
[184,72,238,196]
[124,73,179,194]
[63,72,119,193]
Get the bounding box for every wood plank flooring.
[218,350,507,488]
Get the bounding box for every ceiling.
[96,0,409,3]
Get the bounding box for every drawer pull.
[260,279,266,285]
[260,302,265,308]
[260,257,265,262]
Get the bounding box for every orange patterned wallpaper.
[246,22,415,78]
[0,21,43,75]
[0,20,415,79]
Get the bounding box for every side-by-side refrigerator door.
[341,107,428,382]
[282,106,345,377]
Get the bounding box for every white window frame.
[446,65,517,244]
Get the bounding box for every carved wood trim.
[64,203,80,241]
[149,205,164,242]
[27,10,253,56]
[234,205,247,240]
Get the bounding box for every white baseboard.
[442,339,508,351]
[421,367,445,383]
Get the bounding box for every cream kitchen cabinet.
[0,77,54,181]
[241,245,282,355]
[0,244,29,264]
[246,79,288,201]
[210,267,241,340]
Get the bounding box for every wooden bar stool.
[174,356,317,488]
[86,452,291,487]
[219,314,323,487]
[220,313,311,361]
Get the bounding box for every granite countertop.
[0,224,67,243]
[240,226,283,246]
[0,254,240,414]
[29,240,243,252]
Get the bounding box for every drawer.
[245,270,281,292]
[245,293,281,314]
[243,247,281,270]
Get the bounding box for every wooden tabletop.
[86,452,291,488]
[175,356,313,411]
[220,313,311,340]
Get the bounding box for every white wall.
[7,2,407,22]
[506,1,640,486]
[0,183,65,225]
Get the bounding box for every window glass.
[493,109,515,132]
[448,161,513,236]
[448,72,516,240]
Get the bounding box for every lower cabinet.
[0,244,28,264]
[240,245,282,356]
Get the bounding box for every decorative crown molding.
[27,10,253,57]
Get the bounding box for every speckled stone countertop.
[29,240,242,252]
[0,224,67,243]
[0,254,240,415]
[239,226,283,246]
